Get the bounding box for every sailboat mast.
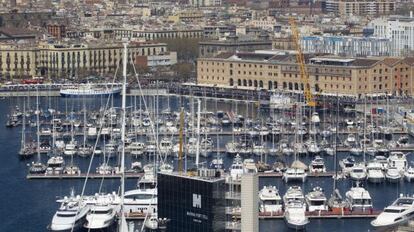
[333,94,339,191]
[36,86,40,162]
[21,100,25,148]
[178,107,184,174]
[119,41,128,231]
[196,99,201,167]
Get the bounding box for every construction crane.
[289,17,316,107]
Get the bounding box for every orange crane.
[289,17,316,107]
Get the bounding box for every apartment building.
[370,15,414,56]
[325,0,396,16]
[0,41,176,78]
[197,52,414,96]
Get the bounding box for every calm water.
[0,95,411,232]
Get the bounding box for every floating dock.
[226,210,381,219]
[26,172,143,179]
[259,210,380,219]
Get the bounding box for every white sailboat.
[29,87,46,174]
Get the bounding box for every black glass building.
[158,171,226,232]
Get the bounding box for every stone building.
[197,52,414,96]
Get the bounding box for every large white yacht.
[259,186,282,213]
[60,83,122,97]
[305,187,328,212]
[50,193,90,231]
[84,196,118,230]
[283,186,309,230]
[345,185,373,211]
[123,188,157,214]
[371,195,414,228]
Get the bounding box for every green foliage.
[155,38,205,61]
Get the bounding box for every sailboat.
[46,112,65,175]
[283,102,307,183]
[18,100,35,159]
[29,87,47,174]
[328,96,348,213]
[78,102,93,157]
[117,41,129,232]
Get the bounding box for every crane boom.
[289,17,316,107]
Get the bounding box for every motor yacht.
[339,156,355,174]
[229,154,244,181]
[349,164,367,181]
[243,159,258,174]
[344,134,356,147]
[388,152,408,172]
[404,166,414,182]
[305,187,328,212]
[385,167,402,183]
[63,165,81,175]
[259,186,282,213]
[371,195,414,228]
[283,168,307,183]
[50,194,89,231]
[127,142,145,157]
[283,186,309,230]
[144,213,158,230]
[123,188,157,215]
[29,161,47,174]
[309,156,326,173]
[366,161,385,183]
[345,185,373,211]
[96,163,114,175]
[306,140,321,154]
[47,156,65,175]
[84,201,117,230]
[159,138,173,155]
[350,147,363,156]
[63,141,77,156]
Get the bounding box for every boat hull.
[60,88,121,98]
[284,218,309,230]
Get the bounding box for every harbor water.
[0,95,412,232]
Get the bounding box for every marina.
[4,86,414,231]
[3,44,414,232]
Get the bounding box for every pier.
[259,210,380,219]
[26,172,143,179]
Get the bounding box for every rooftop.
[158,170,225,183]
